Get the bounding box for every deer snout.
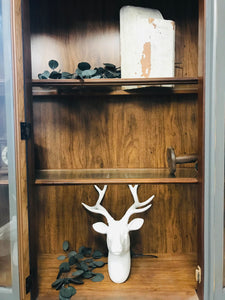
[107,235,123,255]
[107,231,130,256]
[110,243,123,255]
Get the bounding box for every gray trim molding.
[204,0,225,299]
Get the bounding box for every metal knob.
[167,147,198,175]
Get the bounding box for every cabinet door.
[0,0,30,299]
[204,0,225,299]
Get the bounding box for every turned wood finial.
[167,147,198,175]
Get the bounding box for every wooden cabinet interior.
[33,93,198,183]
[30,0,198,79]
[26,0,203,299]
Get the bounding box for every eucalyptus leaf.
[82,69,96,78]
[38,73,48,79]
[95,67,105,75]
[68,250,77,258]
[75,68,82,75]
[78,62,91,71]
[63,278,70,285]
[49,59,59,70]
[74,253,84,260]
[57,255,66,261]
[78,246,86,254]
[88,262,96,269]
[52,278,64,288]
[82,247,92,257]
[60,286,73,298]
[43,70,50,78]
[67,286,76,296]
[93,261,105,267]
[69,278,84,284]
[84,258,93,263]
[49,71,62,79]
[63,241,70,251]
[91,273,104,282]
[71,73,77,79]
[72,270,84,277]
[59,262,71,272]
[61,72,73,79]
[59,295,71,300]
[79,261,89,271]
[92,250,104,259]
[82,271,93,279]
[104,63,116,70]
[75,68,83,79]
[104,69,117,78]
[91,75,102,79]
[57,262,71,279]
[55,281,65,290]
[68,256,77,266]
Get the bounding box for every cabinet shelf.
[32,77,198,96]
[0,172,8,185]
[35,168,198,185]
[38,253,197,300]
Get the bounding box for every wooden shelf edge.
[35,178,198,185]
[32,87,198,97]
[32,78,199,96]
[34,168,198,185]
[32,77,199,87]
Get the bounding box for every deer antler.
[122,185,154,224]
[82,185,114,225]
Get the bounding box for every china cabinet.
[1,0,224,299]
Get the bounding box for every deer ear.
[93,222,108,234]
[128,218,144,231]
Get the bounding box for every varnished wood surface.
[32,78,198,87]
[32,184,198,255]
[30,0,198,79]
[33,85,198,97]
[32,77,198,97]
[33,94,198,170]
[11,0,31,298]
[35,168,198,185]
[37,253,198,300]
[32,78,199,96]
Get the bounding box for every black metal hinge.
[20,122,32,140]
[26,275,32,294]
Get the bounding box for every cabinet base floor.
[37,253,198,300]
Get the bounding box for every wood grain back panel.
[29,0,198,78]
[32,184,197,255]
[33,94,198,170]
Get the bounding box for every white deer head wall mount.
[82,185,154,283]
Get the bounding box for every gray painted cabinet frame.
[204,0,225,299]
